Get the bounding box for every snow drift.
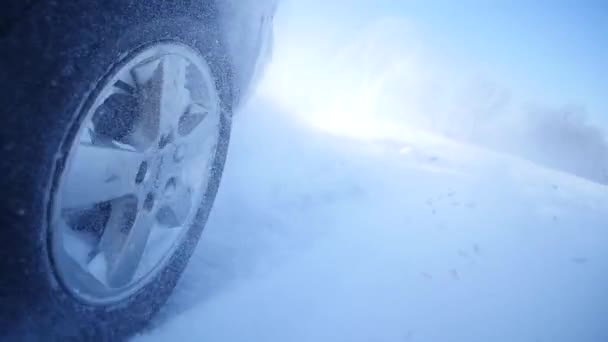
[138,2,608,341]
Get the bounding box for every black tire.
[0,1,233,340]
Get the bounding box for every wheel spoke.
[94,208,155,288]
[159,55,191,136]
[62,143,145,209]
[107,212,154,287]
[133,59,163,147]
[133,55,192,144]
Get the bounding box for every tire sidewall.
[0,2,233,340]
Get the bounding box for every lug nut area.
[158,132,174,150]
[143,192,155,211]
[135,161,148,184]
[164,177,177,197]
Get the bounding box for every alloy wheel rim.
[50,42,221,304]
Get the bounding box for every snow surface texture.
[136,95,608,341]
[137,3,608,341]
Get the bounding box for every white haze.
[139,2,608,341]
[262,1,608,185]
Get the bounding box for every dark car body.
[0,0,277,106]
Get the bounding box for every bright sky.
[273,0,608,129]
[391,1,608,127]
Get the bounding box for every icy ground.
[137,95,608,342]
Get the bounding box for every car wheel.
[0,1,232,340]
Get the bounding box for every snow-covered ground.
[135,4,608,340]
[136,92,608,342]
